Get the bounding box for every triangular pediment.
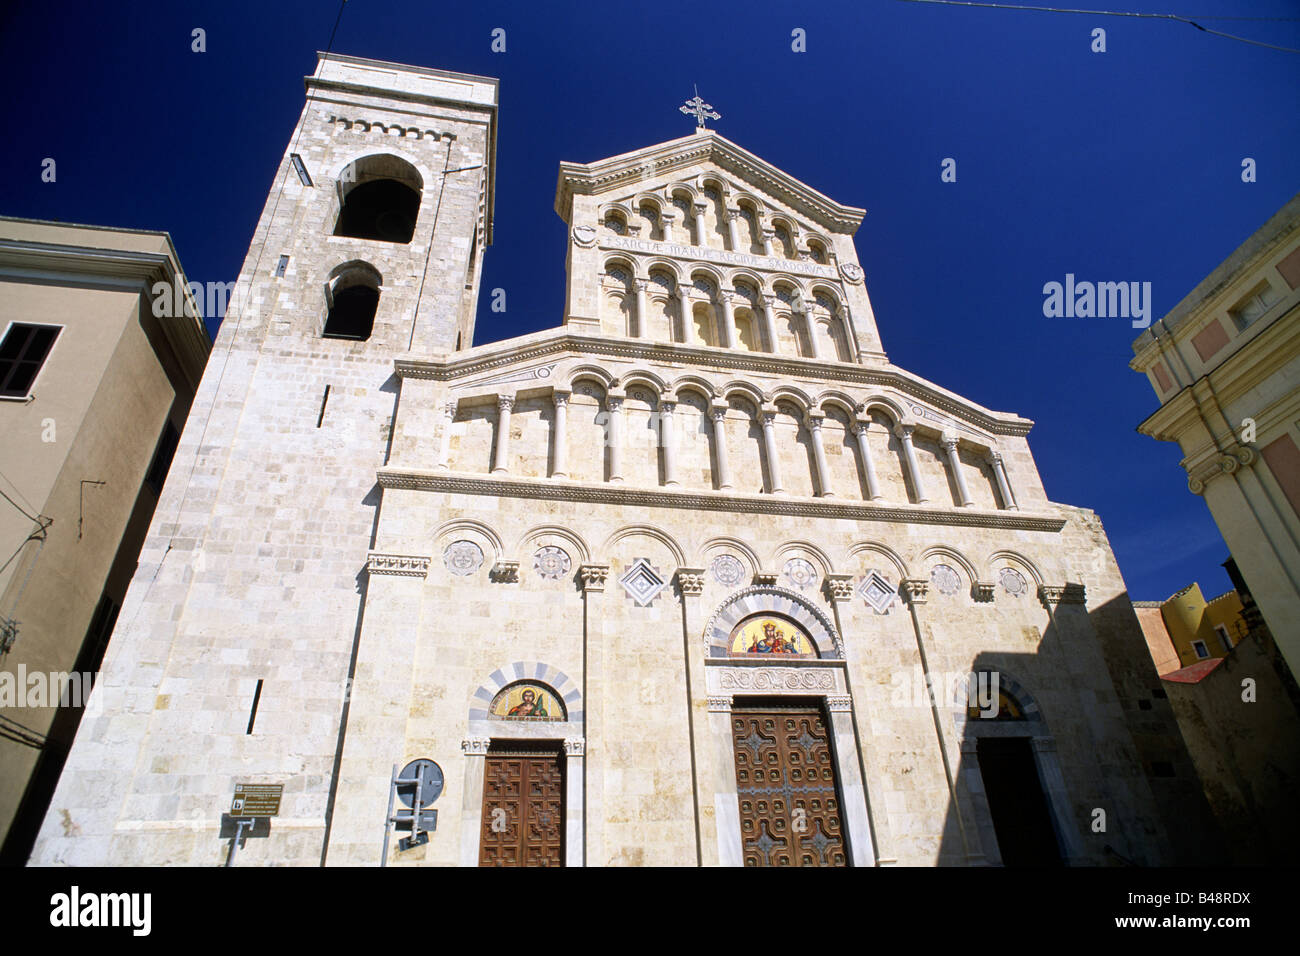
[554,130,865,235]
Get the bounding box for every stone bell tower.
[30,54,498,866]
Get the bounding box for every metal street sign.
[397,759,444,806]
[231,783,283,818]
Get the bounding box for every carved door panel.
[479,746,565,867]
[731,701,847,867]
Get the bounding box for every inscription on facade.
[600,236,839,280]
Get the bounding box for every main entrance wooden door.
[731,700,847,866]
[478,743,565,867]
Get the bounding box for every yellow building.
[1131,193,1300,674]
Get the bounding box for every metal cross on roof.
[679,86,720,129]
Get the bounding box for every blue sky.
[2,0,1297,602]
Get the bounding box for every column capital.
[824,573,855,602]
[442,401,457,419]
[760,403,779,423]
[659,398,677,414]
[606,391,625,411]
[1038,583,1087,607]
[461,736,491,756]
[552,388,570,407]
[675,567,707,596]
[709,400,730,421]
[497,394,515,412]
[972,582,996,603]
[895,422,917,440]
[805,409,826,429]
[707,695,732,713]
[490,560,520,583]
[563,737,586,757]
[580,563,610,592]
[941,435,960,453]
[900,578,930,606]
[986,450,1004,466]
[825,694,853,714]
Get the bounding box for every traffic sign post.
[225,783,282,866]
[381,759,444,865]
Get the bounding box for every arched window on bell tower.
[323,261,382,341]
[333,154,423,244]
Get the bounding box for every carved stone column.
[660,398,679,487]
[988,451,1018,511]
[718,290,738,349]
[724,207,742,252]
[943,436,974,508]
[435,400,456,470]
[633,278,649,338]
[760,404,784,494]
[551,390,569,479]
[896,424,928,503]
[758,293,779,354]
[710,401,733,491]
[606,393,625,483]
[852,418,882,500]
[660,210,676,243]
[806,410,832,497]
[760,227,775,258]
[693,202,708,246]
[802,300,822,360]
[678,287,696,345]
[491,395,513,474]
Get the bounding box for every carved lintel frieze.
[717,668,836,691]
[366,552,432,578]
[825,694,853,713]
[461,736,491,756]
[563,737,585,757]
[707,695,733,713]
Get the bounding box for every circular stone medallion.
[998,567,1027,597]
[534,546,572,581]
[710,554,744,587]
[931,564,961,596]
[783,557,818,590]
[444,540,484,576]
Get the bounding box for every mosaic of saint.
[489,682,564,720]
[729,616,817,658]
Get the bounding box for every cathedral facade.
[32,54,1211,867]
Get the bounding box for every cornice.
[395,332,1034,438]
[0,238,212,391]
[376,468,1067,532]
[554,131,865,234]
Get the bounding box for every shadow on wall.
[932,592,1228,867]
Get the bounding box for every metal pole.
[225,819,251,867]
[381,763,397,867]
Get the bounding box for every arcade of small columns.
[596,180,853,360]
[433,381,1021,510]
[601,261,855,362]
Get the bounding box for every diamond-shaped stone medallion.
[620,558,666,607]
[857,570,896,614]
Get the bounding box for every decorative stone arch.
[602,524,687,568]
[772,540,836,579]
[601,254,637,279]
[848,541,910,580]
[858,395,909,426]
[599,201,634,222]
[332,151,426,244]
[804,233,834,264]
[687,264,727,293]
[434,518,504,571]
[699,175,731,199]
[565,365,615,392]
[461,661,586,867]
[613,369,670,397]
[669,374,717,402]
[515,524,592,566]
[766,384,814,413]
[814,390,858,419]
[948,669,1084,866]
[697,536,762,579]
[644,257,684,283]
[632,191,664,213]
[919,545,979,597]
[704,585,842,659]
[985,549,1046,588]
[718,380,766,409]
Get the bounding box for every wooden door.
[731,700,847,866]
[479,744,565,867]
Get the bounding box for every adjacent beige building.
[1131,194,1300,673]
[0,218,210,863]
[30,55,1216,867]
